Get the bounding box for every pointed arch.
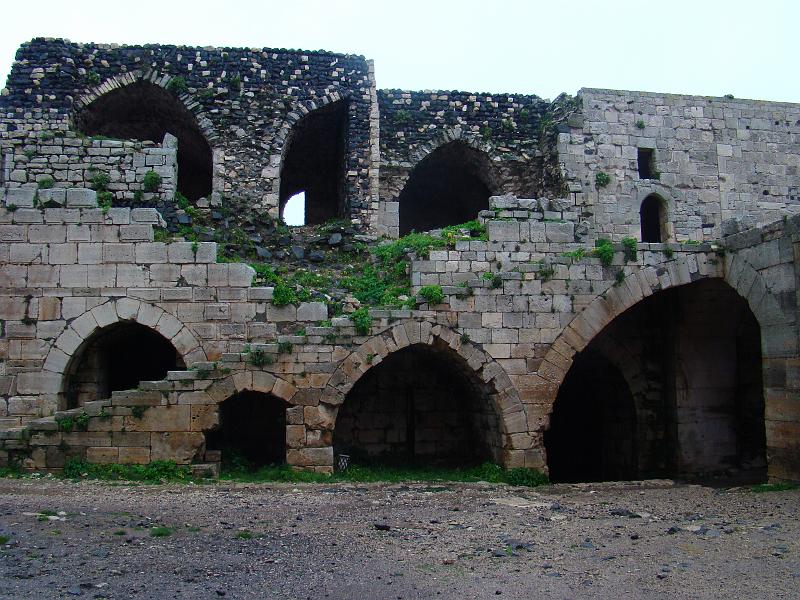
[320,320,532,468]
[398,139,500,235]
[535,252,794,480]
[72,71,215,200]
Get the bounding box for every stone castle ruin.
[0,38,798,482]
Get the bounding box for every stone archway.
[535,252,794,481]
[263,92,352,218]
[397,140,500,235]
[73,72,216,200]
[44,299,207,409]
[320,320,532,468]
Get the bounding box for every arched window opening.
[398,141,495,235]
[74,81,213,201]
[545,350,636,483]
[282,191,306,226]
[640,193,666,243]
[64,322,185,409]
[205,391,287,469]
[334,343,500,467]
[546,279,766,484]
[279,101,348,226]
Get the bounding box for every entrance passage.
[279,100,348,225]
[64,322,184,408]
[334,343,500,466]
[398,141,494,235]
[545,279,766,483]
[545,349,636,482]
[74,81,213,200]
[206,392,287,468]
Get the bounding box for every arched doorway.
[398,141,495,235]
[640,193,667,242]
[74,80,213,200]
[545,279,766,483]
[334,343,501,466]
[279,100,349,225]
[64,322,185,408]
[205,391,287,469]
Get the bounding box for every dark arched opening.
[545,279,766,483]
[205,391,287,468]
[545,349,636,482]
[334,343,500,466]
[640,194,665,243]
[64,322,185,409]
[398,141,495,235]
[279,100,349,225]
[74,81,213,200]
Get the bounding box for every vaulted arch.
[73,75,213,200]
[398,140,500,235]
[321,320,532,468]
[277,97,350,225]
[537,252,793,482]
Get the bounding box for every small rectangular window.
[637,148,655,179]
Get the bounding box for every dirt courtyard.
[0,478,798,599]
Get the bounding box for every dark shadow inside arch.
[279,100,349,225]
[545,349,637,482]
[74,81,213,201]
[205,391,287,468]
[545,279,766,484]
[398,141,495,235]
[334,342,501,466]
[640,193,666,243]
[63,322,185,409]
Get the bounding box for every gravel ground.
[0,477,798,599]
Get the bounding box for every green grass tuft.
[150,526,173,537]
[751,482,799,493]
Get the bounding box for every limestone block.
[119,225,153,242]
[65,188,97,208]
[16,372,61,394]
[103,243,135,263]
[150,432,204,463]
[194,242,217,263]
[91,302,118,328]
[167,242,195,264]
[87,264,116,287]
[267,304,297,322]
[118,447,150,464]
[286,424,305,448]
[487,221,520,242]
[545,221,575,243]
[286,446,333,467]
[190,405,217,431]
[303,404,336,430]
[227,263,255,286]
[86,447,119,464]
[297,302,327,321]
[125,405,190,432]
[130,208,164,225]
[5,187,36,208]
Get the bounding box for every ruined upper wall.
[0,38,375,221]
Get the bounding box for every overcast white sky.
[1,0,798,103]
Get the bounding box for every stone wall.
[1,39,800,482]
[1,39,375,226]
[558,88,800,242]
